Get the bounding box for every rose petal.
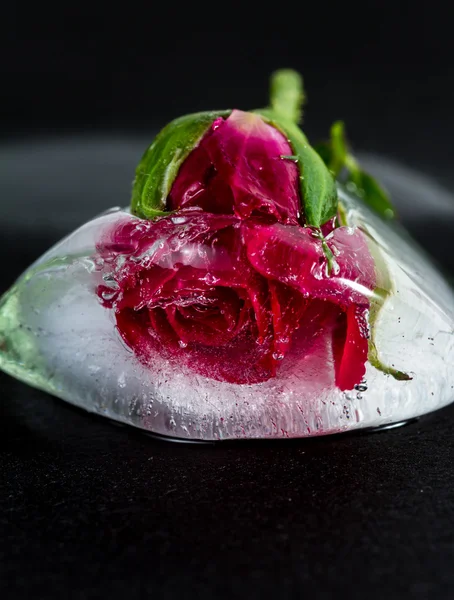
[243,220,375,389]
[116,266,176,311]
[164,287,248,347]
[244,220,376,305]
[269,281,307,359]
[332,305,370,391]
[168,110,301,223]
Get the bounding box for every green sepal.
[368,339,412,381]
[360,217,411,381]
[367,288,412,381]
[315,121,396,220]
[254,108,338,227]
[131,110,231,220]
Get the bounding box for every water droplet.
[272,352,284,361]
[172,216,187,225]
[354,383,368,392]
[178,340,188,348]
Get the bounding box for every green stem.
[270,69,305,124]
[337,200,349,226]
[344,153,361,179]
[329,121,348,177]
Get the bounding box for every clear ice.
[0,189,453,440]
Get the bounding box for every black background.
[3,3,454,169]
[2,3,454,599]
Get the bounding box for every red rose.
[167,110,301,224]
[97,211,375,390]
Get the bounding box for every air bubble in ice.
[354,383,368,392]
[101,290,117,302]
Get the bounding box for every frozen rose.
[97,212,375,389]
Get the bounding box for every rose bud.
[131,70,338,229]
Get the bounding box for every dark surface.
[2,386,454,599]
[1,139,454,599]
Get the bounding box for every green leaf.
[270,69,305,124]
[314,121,347,177]
[314,121,396,220]
[255,108,338,227]
[346,169,395,220]
[131,110,231,219]
[329,121,348,177]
